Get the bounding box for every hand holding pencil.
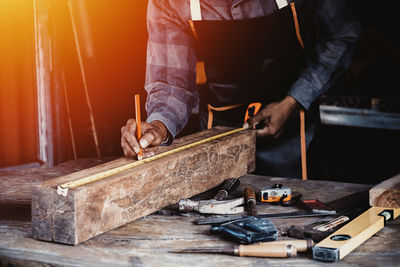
[134,94,143,159]
[121,94,169,159]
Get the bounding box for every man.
[121,0,360,178]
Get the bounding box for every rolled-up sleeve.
[145,0,197,137]
[288,0,361,110]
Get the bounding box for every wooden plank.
[31,126,256,245]
[370,173,400,208]
[0,158,114,205]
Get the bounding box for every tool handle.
[236,244,296,258]
[244,102,262,123]
[258,239,314,252]
[244,187,256,206]
[214,178,240,201]
[178,199,197,212]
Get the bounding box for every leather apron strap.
[189,0,207,85]
[190,0,202,21]
[290,2,308,180]
[207,104,242,129]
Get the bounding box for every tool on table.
[134,94,143,160]
[300,199,336,214]
[244,187,257,216]
[260,184,292,203]
[195,211,332,225]
[172,243,296,258]
[312,215,349,232]
[323,190,369,215]
[313,174,400,262]
[285,215,350,243]
[164,178,241,215]
[285,190,370,243]
[256,239,314,252]
[213,178,240,201]
[302,215,347,229]
[210,217,278,244]
[178,197,244,215]
[188,177,240,202]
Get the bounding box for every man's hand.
[121,119,168,159]
[243,96,300,138]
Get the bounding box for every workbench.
[1,158,399,266]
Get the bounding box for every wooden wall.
[0,0,148,168]
[0,0,38,168]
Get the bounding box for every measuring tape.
[57,127,247,196]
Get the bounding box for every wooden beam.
[369,173,400,208]
[31,126,256,245]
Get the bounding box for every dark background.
[309,0,400,184]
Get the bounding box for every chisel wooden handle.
[244,187,256,205]
[258,239,314,252]
[244,187,257,216]
[236,244,296,258]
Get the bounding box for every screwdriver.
[172,243,297,258]
[244,186,257,216]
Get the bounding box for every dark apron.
[190,3,319,178]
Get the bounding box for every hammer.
[178,178,242,215]
[178,198,244,215]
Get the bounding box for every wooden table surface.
[1,159,399,266]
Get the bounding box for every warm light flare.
[0,0,149,168]
[0,0,37,167]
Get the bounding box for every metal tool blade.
[171,246,234,255]
[195,212,332,225]
[250,204,257,216]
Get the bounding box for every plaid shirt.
[145,0,361,138]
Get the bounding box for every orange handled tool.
[244,102,262,123]
[134,94,143,160]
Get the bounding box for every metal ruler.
[57,127,246,196]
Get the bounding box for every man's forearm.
[288,0,361,110]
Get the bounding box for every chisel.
[195,211,332,225]
[172,243,297,258]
